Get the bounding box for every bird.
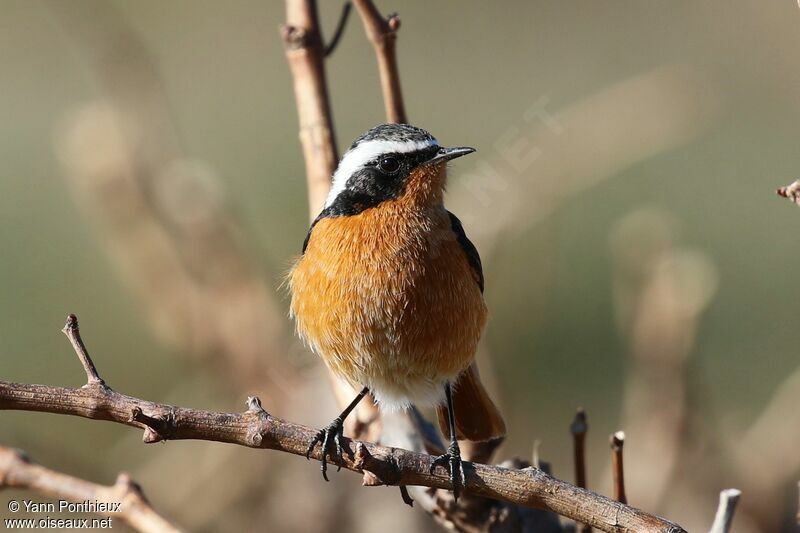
[289,123,505,500]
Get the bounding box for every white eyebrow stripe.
[324,138,438,208]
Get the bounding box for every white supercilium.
[324,138,438,208]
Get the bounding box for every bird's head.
[322,124,475,215]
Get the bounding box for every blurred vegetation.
[1,1,800,531]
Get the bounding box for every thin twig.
[283,0,383,445]
[610,431,627,504]
[707,489,741,533]
[570,408,591,533]
[324,2,353,57]
[61,313,104,387]
[351,0,406,123]
[0,315,687,533]
[0,446,181,533]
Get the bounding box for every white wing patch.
[325,138,438,208]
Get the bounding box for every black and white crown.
[325,124,440,208]
[349,123,437,151]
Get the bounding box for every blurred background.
[1,1,799,531]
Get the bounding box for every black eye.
[379,156,400,173]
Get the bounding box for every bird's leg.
[430,382,465,501]
[306,385,369,481]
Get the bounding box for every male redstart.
[289,124,505,499]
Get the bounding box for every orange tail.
[437,362,506,442]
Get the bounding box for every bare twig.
[0,446,180,533]
[282,0,340,217]
[62,314,104,387]
[610,431,627,504]
[283,0,382,444]
[0,315,686,533]
[571,408,591,533]
[571,408,588,490]
[324,2,353,57]
[351,0,406,123]
[707,489,741,533]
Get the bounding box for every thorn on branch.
[245,396,270,447]
[355,442,383,486]
[610,431,627,504]
[324,2,353,57]
[62,313,105,388]
[708,488,741,533]
[130,407,176,443]
[246,395,267,414]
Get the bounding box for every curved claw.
[334,430,343,472]
[429,440,465,502]
[306,417,345,482]
[305,429,325,460]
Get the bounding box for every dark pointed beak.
[428,146,476,165]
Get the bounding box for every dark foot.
[306,417,345,481]
[429,439,465,501]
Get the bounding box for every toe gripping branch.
[306,416,346,481]
[430,438,466,502]
[430,381,466,501]
[305,385,370,481]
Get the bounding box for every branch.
[324,2,353,57]
[352,0,406,123]
[707,489,741,533]
[610,431,627,504]
[571,408,591,533]
[282,0,340,218]
[282,0,383,445]
[0,315,686,533]
[0,446,180,533]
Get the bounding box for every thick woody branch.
[0,446,180,533]
[0,316,686,533]
[352,0,407,123]
[0,379,685,533]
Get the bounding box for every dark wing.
[301,211,328,254]
[448,211,484,293]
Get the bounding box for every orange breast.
[289,200,486,409]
